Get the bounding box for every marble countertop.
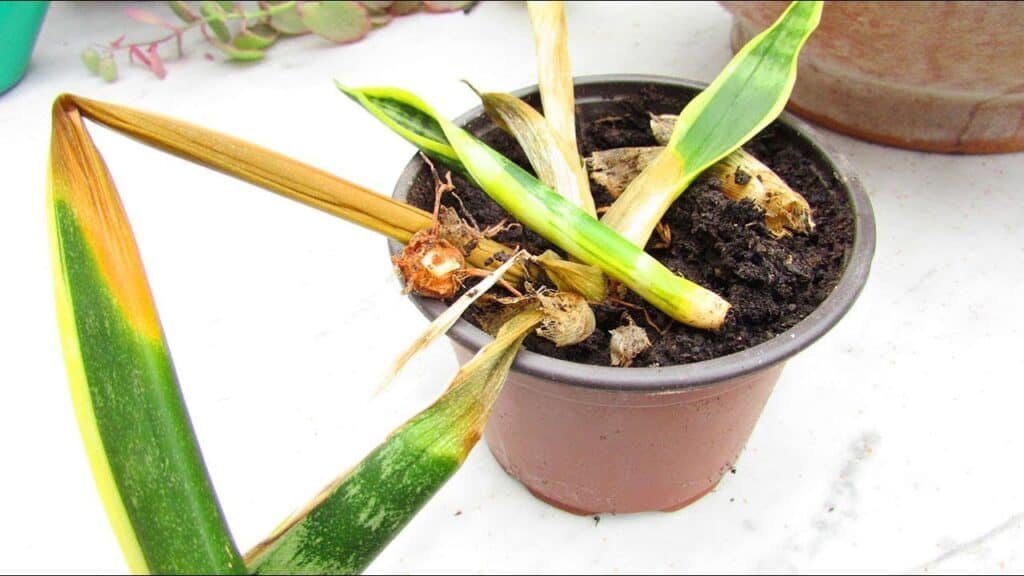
[3,1,1022,573]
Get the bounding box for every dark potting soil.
[407,87,855,367]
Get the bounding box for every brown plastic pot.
[720,1,1024,154]
[390,75,875,514]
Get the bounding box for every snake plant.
[51,1,821,573]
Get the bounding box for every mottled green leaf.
[246,310,542,574]
[301,1,371,43]
[263,0,310,34]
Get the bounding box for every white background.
[2,1,1023,573]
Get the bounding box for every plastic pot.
[720,1,1024,154]
[390,75,875,514]
[0,1,49,95]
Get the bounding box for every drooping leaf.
[601,0,823,247]
[48,95,245,574]
[525,1,580,163]
[62,95,525,285]
[300,1,371,44]
[341,85,730,329]
[246,309,543,574]
[473,88,595,216]
[339,84,463,171]
[534,250,606,302]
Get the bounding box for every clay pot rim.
[390,74,875,393]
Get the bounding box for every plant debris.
[609,314,651,367]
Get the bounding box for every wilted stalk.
[527,1,582,173]
[62,94,528,285]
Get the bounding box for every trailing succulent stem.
[84,1,478,81]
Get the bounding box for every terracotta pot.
[720,1,1024,154]
[390,76,875,514]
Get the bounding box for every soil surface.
[407,87,854,367]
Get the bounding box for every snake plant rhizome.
[50,1,837,573]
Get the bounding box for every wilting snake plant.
[50,1,820,573]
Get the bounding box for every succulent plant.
[81,1,477,82]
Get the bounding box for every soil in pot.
[406,85,855,367]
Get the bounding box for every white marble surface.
[3,1,1023,573]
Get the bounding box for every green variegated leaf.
[49,95,245,574]
[601,0,822,247]
[341,85,729,329]
[246,310,543,574]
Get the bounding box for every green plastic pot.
[0,1,49,95]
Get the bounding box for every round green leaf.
[98,57,118,82]
[301,1,371,43]
[263,1,308,34]
[81,48,101,74]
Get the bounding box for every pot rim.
[389,74,876,392]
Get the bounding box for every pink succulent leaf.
[146,44,168,79]
[128,45,149,67]
[123,7,183,32]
